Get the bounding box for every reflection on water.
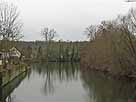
[0,71,28,102]
[4,62,85,102]
[81,71,136,102]
[32,62,79,95]
[1,63,136,102]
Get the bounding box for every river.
[1,62,136,102]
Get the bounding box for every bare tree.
[0,2,23,41]
[129,9,136,32]
[115,9,136,58]
[41,27,57,61]
[41,27,56,42]
[85,25,97,41]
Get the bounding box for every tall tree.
[85,25,97,41]
[0,2,23,41]
[37,46,43,60]
[41,27,57,61]
[41,27,56,42]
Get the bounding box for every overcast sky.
[4,0,136,41]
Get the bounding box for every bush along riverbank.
[0,63,29,87]
[81,9,136,78]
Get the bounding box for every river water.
[1,63,136,102]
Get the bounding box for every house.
[9,47,22,64]
[9,47,21,58]
[0,47,22,65]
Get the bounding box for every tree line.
[13,41,84,62]
[0,1,85,62]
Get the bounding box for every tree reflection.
[7,95,11,102]
[81,71,136,102]
[31,62,79,95]
[0,71,28,102]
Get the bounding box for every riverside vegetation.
[81,8,136,78]
[1,0,136,83]
[1,1,136,102]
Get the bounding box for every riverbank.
[0,63,29,87]
[80,63,136,79]
[0,71,27,101]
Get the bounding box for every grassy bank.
[0,63,28,87]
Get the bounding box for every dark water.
[1,63,136,102]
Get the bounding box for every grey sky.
[4,0,136,41]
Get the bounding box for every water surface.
[1,63,136,102]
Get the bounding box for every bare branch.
[0,2,23,41]
[41,27,57,42]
